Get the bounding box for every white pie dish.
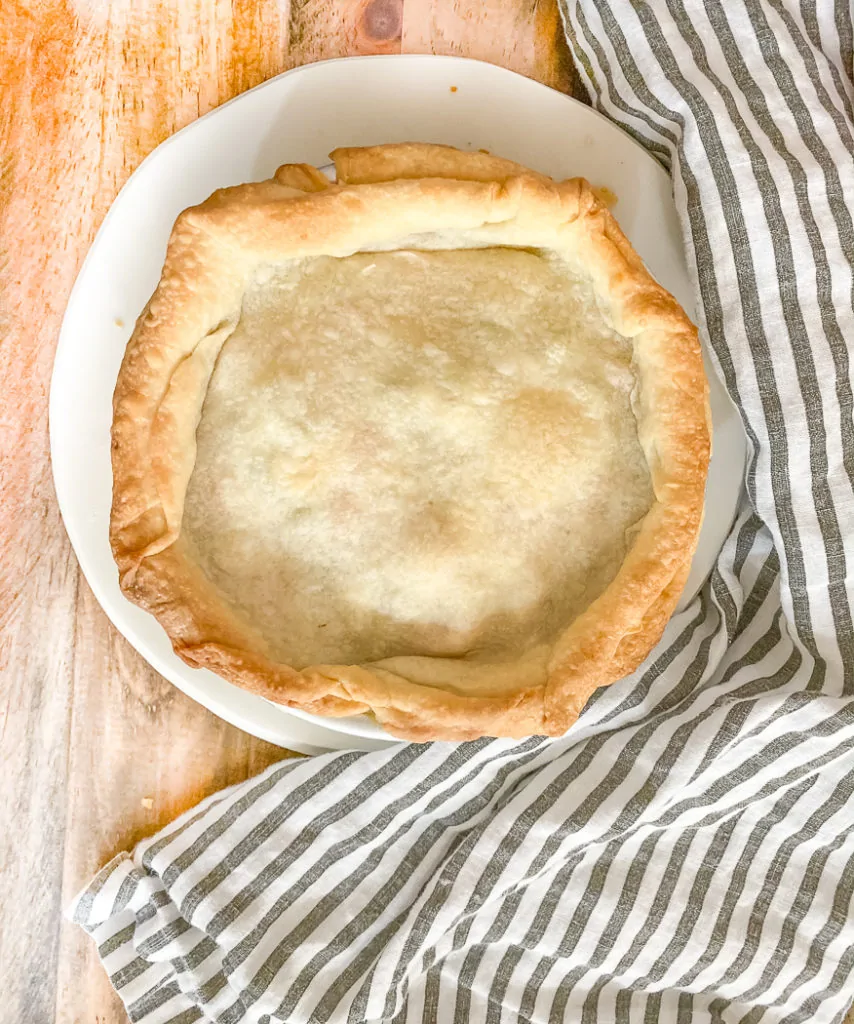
[50,55,746,753]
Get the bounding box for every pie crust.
[110,143,710,741]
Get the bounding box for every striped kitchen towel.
[71,1,854,1021]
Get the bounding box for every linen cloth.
[71,2,854,1020]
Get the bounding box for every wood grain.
[402,0,576,93]
[0,3,572,1022]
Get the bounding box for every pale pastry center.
[183,248,653,668]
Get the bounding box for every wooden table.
[0,3,573,1021]
[8,6,850,1024]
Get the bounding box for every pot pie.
[111,143,710,741]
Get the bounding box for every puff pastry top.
[110,143,710,740]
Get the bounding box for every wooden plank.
[401,0,576,94]
[1,6,89,1022]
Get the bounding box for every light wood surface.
[8,7,850,1024]
[0,3,572,1022]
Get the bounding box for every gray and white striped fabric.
[72,2,854,1021]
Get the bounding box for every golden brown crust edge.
[110,143,710,741]
[543,200,710,734]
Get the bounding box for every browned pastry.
[110,143,710,740]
